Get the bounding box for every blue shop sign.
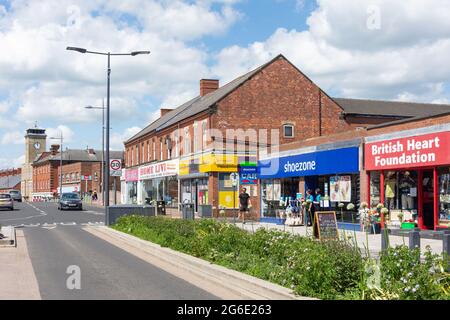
[258,147,359,179]
[239,165,258,184]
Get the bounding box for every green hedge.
[113,215,449,300]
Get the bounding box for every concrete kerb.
[0,226,16,247]
[86,226,313,300]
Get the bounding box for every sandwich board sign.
[110,159,122,177]
[314,211,339,240]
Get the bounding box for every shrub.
[112,215,449,300]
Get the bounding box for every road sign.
[110,159,122,177]
[238,165,258,185]
[81,175,92,181]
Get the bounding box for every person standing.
[239,187,251,221]
[305,189,314,226]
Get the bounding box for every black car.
[58,193,83,211]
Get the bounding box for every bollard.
[409,229,421,251]
[381,228,389,251]
[443,233,450,272]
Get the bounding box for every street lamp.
[50,134,64,201]
[85,100,106,206]
[67,46,150,220]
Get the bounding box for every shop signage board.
[258,147,359,179]
[81,175,92,181]
[124,168,139,182]
[365,131,450,171]
[314,211,339,240]
[239,165,258,185]
[139,159,179,180]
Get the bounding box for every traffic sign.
[81,175,92,181]
[110,159,122,177]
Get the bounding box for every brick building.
[123,54,450,218]
[31,146,123,202]
[0,168,21,194]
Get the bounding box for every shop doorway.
[421,170,435,230]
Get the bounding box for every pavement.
[234,221,445,257]
[0,202,219,299]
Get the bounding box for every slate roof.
[334,98,450,118]
[0,175,21,190]
[125,55,279,144]
[33,149,124,165]
[126,54,450,144]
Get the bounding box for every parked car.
[0,193,14,211]
[9,190,22,202]
[58,193,83,211]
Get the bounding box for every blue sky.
[1,0,450,169]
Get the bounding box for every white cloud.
[1,131,23,145]
[0,155,25,169]
[111,126,142,150]
[46,125,75,144]
[0,0,241,126]
[212,0,450,102]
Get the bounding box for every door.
[421,170,435,230]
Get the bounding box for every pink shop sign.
[125,169,139,182]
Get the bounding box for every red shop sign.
[365,131,450,171]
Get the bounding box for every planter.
[198,205,213,218]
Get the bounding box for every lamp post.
[50,134,64,201]
[67,47,150,220]
[85,99,105,206]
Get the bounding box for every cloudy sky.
[1,0,450,169]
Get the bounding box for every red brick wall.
[212,57,352,147]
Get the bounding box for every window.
[160,140,163,160]
[131,147,134,166]
[184,127,190,154]
[174,130,179,157]
[147,141,150,162]
[142,143,145,163]
[153,140,156,160]
[283,124,294,138]
[193,122,199,152]
[202,121,207,150]
[167,137,171,160]
[136,145,139,165]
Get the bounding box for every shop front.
[138,159,179,211]
[124,168,139,204]
[179,152,256,214]
[365,130,450,231]
[258,145,360,224]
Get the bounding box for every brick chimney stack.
[200,79,219,97]
[50,144,60,155]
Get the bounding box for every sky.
[1,0,450,169]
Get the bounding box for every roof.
[33,149,124,165]
[126,55,283,144]
[0,174,21,190]
[334,98,450,118]
[367,110,450,130]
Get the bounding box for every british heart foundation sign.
[365,131,450,171]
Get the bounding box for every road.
[0,202,218,300]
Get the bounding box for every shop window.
[283,124,294,138]
[218,172,239,208]
[438,167,450,227]
[261,178,299,218]
[198,178,209,205]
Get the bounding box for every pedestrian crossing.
[7,221,105,229]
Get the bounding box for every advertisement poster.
[330,176,351,202]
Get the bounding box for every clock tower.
[21,127,47,201]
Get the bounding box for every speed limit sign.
[110,159,122,176]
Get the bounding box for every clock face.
[34,142,41,150]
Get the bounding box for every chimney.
[200,79,219,97]
[50,144,60,155]
[160,108,173,117]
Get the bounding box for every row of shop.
[121,125,450,231]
